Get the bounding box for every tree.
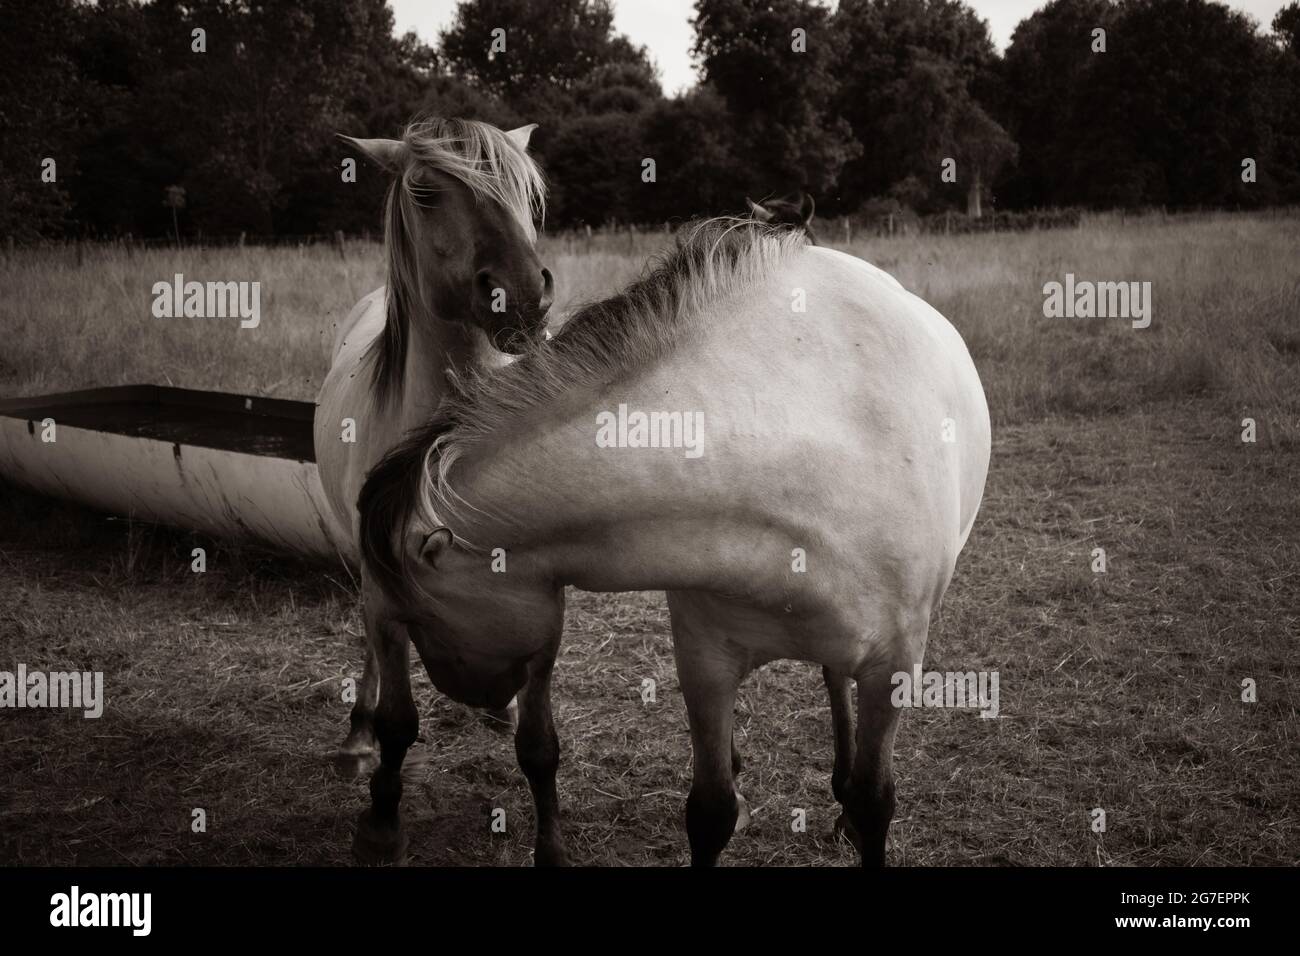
[1275,2,1300,53]
[0,0,84,239]
[998,0,1117,208]
[440,0,655,107]
[640,87,746,221]
[545,112,646,224]
[171,0,408,233]
[692,0,859,200]
[1264,4,1300,202]
[1086,0,1277,208]
[832,0,1003,212]
[874,51,1015,215]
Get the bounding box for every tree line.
[3,0,1298,241]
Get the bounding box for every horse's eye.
[408,184,444,210]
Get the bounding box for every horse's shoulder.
[331,286,386,359]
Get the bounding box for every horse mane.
[359,217,807,603]
[371,117,547,404]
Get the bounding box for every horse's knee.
[686,783,739,866]
[515,721,559,782]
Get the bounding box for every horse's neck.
[445,365,788,599]
[385,318,485,435]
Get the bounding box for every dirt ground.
[3,399,1296,866]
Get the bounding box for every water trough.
[0,385,352,563]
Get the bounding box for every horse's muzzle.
[421,654,528,710]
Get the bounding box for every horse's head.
[746,192,818,244]
[343,118,554,355]
[373,526,564,710]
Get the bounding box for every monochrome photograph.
[0,0,1295,934]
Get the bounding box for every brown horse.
[314,117,552,775]
[356,219,990,866]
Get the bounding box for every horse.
[314,117,553,776]
[355,218,991,866]
[747,192,818,243]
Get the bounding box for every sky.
[390,0,1292,96]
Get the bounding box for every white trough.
[0,385,352,563]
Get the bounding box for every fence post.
[238,231,246,248]
[888,214,894,238]
[334,229,346,261]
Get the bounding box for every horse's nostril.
[539,268,554,312]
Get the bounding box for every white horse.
[314,118,551,773]
[355,219,991,866]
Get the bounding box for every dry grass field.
[1,212,1298,865]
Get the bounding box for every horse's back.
[677,245,990,630]
[804,247,989,608]
[797,246,989,537]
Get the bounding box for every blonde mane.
[359,218,808,600]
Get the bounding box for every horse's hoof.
[833,811,862,853]
[482,700,519,734]
[352,811,409,865]
[734,792,751,833]
[533,843,570,867]
[332,748,379,780]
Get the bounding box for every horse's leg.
[352,603,418,865]
[335,643,380,778]
[674,635,745,867]
[822,666,857,844]
[731,732,750,831]
[846,618,923,867]
[514,647,568,866]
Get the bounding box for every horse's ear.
[417,527,454,569]
[338,135,407,174]
[800,192,816,224]
[746,198,773,222]
[506,123,539,151]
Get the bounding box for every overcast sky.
[390,0,1292,96]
